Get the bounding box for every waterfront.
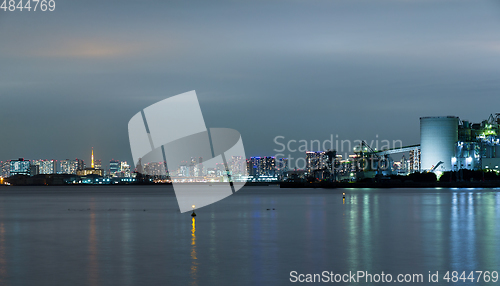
[0,186,499,285]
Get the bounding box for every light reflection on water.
[191,217,197,286]
[0,186,498,285]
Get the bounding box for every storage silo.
[420,116,459,172]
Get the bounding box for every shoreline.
[3,181,500,189]
[280,181,500,189]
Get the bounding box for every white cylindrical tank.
[420,116,459,172]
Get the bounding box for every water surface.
[0,186,499,285]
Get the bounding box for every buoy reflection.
[190,217,198,286]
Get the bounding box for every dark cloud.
[1,0,500,167]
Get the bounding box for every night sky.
[1,0,500,169]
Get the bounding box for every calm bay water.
[0,186,499,285]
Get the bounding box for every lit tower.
[91,148,95,169]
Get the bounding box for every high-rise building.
[94,159,102,170]
[59,159,84,174]
[190,157,198,177]
[109,160,120,177]
[1,161,11,178]
[31,160,56,174]
[59,159,73,174]
[306,151,326,174]
[10,158,30,176]
[215,162,226,177]
[262,157,276,177]
[228,156,246,180]
[120,161,131,178]
[247,157,277,180]
[142,161,167,179]
[276,158,289,180]
[30,165,39,176]
[179,164,189,177]
[75,159,85,171]
[247,157,261,177]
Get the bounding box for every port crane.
[354,141,391,179]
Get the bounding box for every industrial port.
[284,113,500,187]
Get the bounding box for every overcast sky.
[1,0,500,168]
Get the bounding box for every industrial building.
[420,116,459,172]
[335,113,500,181]
[420,114,500,173]
[358,113,500,175]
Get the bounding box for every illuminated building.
[276,158,288,180]
[59,159,84,174]
[31,160,57,174]
[205,167,217,178]
[216,162,226,177]
[190,157,198,177]
[120,161,131,178]
[89,148,102,170]
[75,159,85,171]
[306,151,325,173]
[142,162,166,178]
[409,148,421,173]
[179,164,189,177]
[453,114,500,171]
[419,114,500,172]
[94,159,102,170]
[59,159,76,174]
[398,154,408,175]
[227,156,246,179]
[247,157,260,177]
[1,161,10,178]
[59,160,71,174]
[138,161,168,182]
[77,169,104,176]
[76,149,104,177]
[420,117,459,172]
[305,150,338,181]
[109,160,120,177]
[10,158,30,176]
[246,157,277,181]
